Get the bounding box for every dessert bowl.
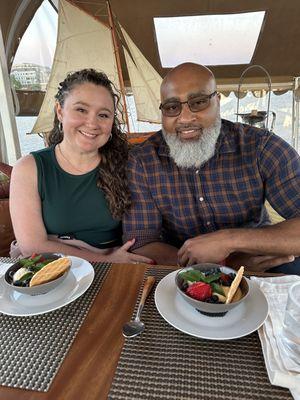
[175,263,249,316]
[4,253,70,296]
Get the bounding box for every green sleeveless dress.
[31,146,122,249]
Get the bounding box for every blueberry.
[205,297,214,303]
[182,283,188,291]
[205,267,220,276]
[206,296,219,303]
[223,281,231,287]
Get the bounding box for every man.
[123,62,300,273]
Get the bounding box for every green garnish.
[29,254,43,263]
[19,258,35,268]
[204,273,221,283]
[211,282,225,295]
[180,270,206,283]
[180,271,221,284]
[28,259,55,273]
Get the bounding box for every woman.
[10,69,153,264]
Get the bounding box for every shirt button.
[206,221,211,226]
[195,169,199,174]
[199,197,204,202]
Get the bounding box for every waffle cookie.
[225,266,244,304]
[29,257,71,287]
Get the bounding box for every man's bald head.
[161,62,217,99]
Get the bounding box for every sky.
[13,0,58,68]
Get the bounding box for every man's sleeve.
[122,152,163,250]
[259,134,300,219]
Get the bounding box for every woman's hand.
[106,239,155,264]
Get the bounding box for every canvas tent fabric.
[2,0,300,84]
[73,0,300,86]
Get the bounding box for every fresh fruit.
[179,267,243,304]
[186,282,212,301]
[211,292,227,303]
[11,254,60,287]
[220,273,232,286]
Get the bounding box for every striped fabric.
[123,119,300,250]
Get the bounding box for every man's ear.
[55,102,63,121]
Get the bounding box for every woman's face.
[56,82,115,154]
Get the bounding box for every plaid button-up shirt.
[123,119,300,250]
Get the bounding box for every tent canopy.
[1,0,300,86]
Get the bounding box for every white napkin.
[251,276,300,399]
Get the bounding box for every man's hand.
[177,230,296,272]
[226,252,295,272]
[177,231,232,267]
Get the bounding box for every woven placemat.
[0,258,111,392]
[109,268,292,400]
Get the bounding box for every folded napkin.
[251,276,300,400]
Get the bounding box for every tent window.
[11,0,57,92]
[154,11,265,67]
[10,0,57,155]
[220,91,293,145]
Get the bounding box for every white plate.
[0,256,94,316]
[155,270,269,340]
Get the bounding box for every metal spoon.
[122,276,155,338]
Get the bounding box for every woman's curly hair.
[47,68,130,220]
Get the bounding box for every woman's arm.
[9,156,152,264]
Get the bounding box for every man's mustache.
[175,125,203,132]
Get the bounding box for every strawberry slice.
[186,282,212,301]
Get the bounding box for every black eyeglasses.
[159,91,217,117]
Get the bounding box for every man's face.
[160,71,220,139]
[160,68,222,168]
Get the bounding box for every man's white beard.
[162,115,222,168]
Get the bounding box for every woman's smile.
[78,129,99,139]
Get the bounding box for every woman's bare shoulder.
[13,154,36,172]
[11,155,38,186]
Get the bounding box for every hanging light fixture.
[236,65,276,131]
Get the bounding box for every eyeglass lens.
[161,93,216,117]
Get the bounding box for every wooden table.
[0,263,172,400]
[0,264,281,400]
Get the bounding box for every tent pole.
[106,0,130,133]
[0,25,21,164]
